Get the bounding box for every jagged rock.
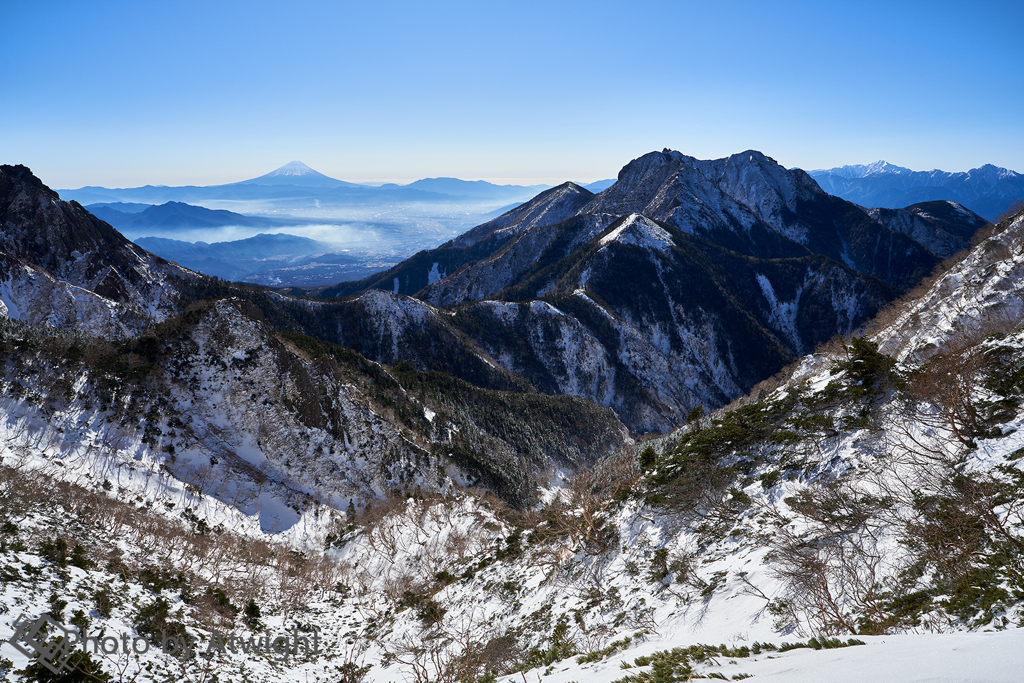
[0,164,196,336]
[314,150,989,431]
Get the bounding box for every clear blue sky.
[2,0,1021,188]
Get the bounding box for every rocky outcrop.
[0,165,197,336]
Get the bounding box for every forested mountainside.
[1,161,1023,683]
[314,150,989,431]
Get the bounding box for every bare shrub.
[906,347,988,446]
[767,482,894,635]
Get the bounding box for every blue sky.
[2,0,1022,188]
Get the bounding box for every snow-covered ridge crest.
[875,209,1024,361]
[598,213,674,252]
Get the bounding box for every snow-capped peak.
[810,160,914,179]
[241,161,348,187]
[266,160,318,177]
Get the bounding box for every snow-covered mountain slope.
[866,200,987,259]
[0,165,197,337]
[3,204,1024,683]
[0,295,629,508]
[418,214,616,306]
[810,161,1024,221]
[876,208,1024,362]
[311,209,895,433]
[439,214,894,432]
[449,182,596,249]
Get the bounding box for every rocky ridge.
[0,164,197,337]
[315,150,989,432]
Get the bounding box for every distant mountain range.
[87,201,284,231]
[809,161,1024,220]
[59,161,559,207]
[378,177,551,199]
[80,202,389,286]
[132,233,385,286]
[582,178,615,192]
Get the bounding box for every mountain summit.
[316,149,988,432]
[266,160,319,176]
[238,160,355,188]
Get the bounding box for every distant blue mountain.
[87,201,282,231]
[135,233,330,262]
[85,201,152,213]
[393,177,550,200]
[134,233,368,286]
[808,162,1024,221]
[583,179,615,192]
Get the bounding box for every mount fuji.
[234,160,361,188]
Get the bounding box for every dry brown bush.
[0,459,341,626]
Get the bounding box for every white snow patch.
[599,213,674,252]
[756,273,805,352]
[427,262,446,285]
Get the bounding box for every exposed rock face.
[0,164,196,336]
[313,150,989,432]
[581,149,941,290]
[444,214,893,431]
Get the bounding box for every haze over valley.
[59,157,1022,289]
[59,162,613,286]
